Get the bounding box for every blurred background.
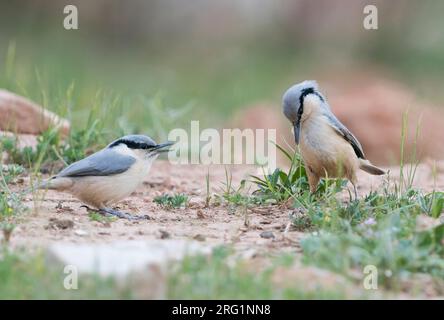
[1,0,444,165]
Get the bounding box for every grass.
[250,144,347,203]
[154,193,188,209]
[0,245,353,299]
[299,188,444,289]
[88,212,117,224]
[167,246,351,299]
[214,167,266,216]
[0,163,27,244]
[0,249,133,299]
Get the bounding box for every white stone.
[46,240,212,298]
[74,229,88,236]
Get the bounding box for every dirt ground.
[7,159,444,256]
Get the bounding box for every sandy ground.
[7,159,444,254]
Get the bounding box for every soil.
[8,160,443,251]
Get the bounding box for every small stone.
[260,231,275,239]
[74,229,88,237]
[188,197,203,209]
[193,234,206,242]
[196,209,206,219]
[159,229,170,239]
[45,218,74,230]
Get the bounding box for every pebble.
[260,231,275,239]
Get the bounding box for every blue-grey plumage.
[38,135,173,219]
[58,148,137,177]
[282,80,385,198]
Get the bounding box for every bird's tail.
[24,176,72,194]
[359,159,386,175]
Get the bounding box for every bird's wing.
[325,113,366,159]
[57,148,136,177]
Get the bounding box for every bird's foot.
[80,205,93,211]
[99,208,150,221]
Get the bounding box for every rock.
[45,218,74,230]
[0,130,38,149]
[259,231,275,239]
[158,229,171,239]
[193,234,206,242]
[196,209,206,219]
[45,240,212,299]
[74,229,88,237]
[0,89,70,135]
[1,130,38,163]
[188,197,203,209]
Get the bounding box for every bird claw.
[80,205,149,221]
[99,208,149,221]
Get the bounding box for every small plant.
[416,191,444,219]
[0,190,23,244]
[251,144,345,202]
[0,164,24,184]
[205,169,211,208]
[396,111,422,196]
[220,166,236,198]
[0,164,28,243]
[0,124,107,174]
[154,193,188,209]
[301,210,444,288]
[88,212,117,223]
[217,167,265,210]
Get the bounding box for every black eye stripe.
[299,87,324,105]
[109,139,155,149]
[297,87,324,119]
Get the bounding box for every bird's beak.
[293,120,301,145]
[152,141,174,153]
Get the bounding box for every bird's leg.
[349,182,358,202]
[306,171,320,201]
[99,207,150,221]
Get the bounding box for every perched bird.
[282,80,385,198]
[38,135,172,219]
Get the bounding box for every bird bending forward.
[37,134,172,219]
[282,80,385,198]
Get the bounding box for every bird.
[282,80,385,199]
[37,134,173,219]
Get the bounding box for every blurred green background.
[1,0,443,141]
